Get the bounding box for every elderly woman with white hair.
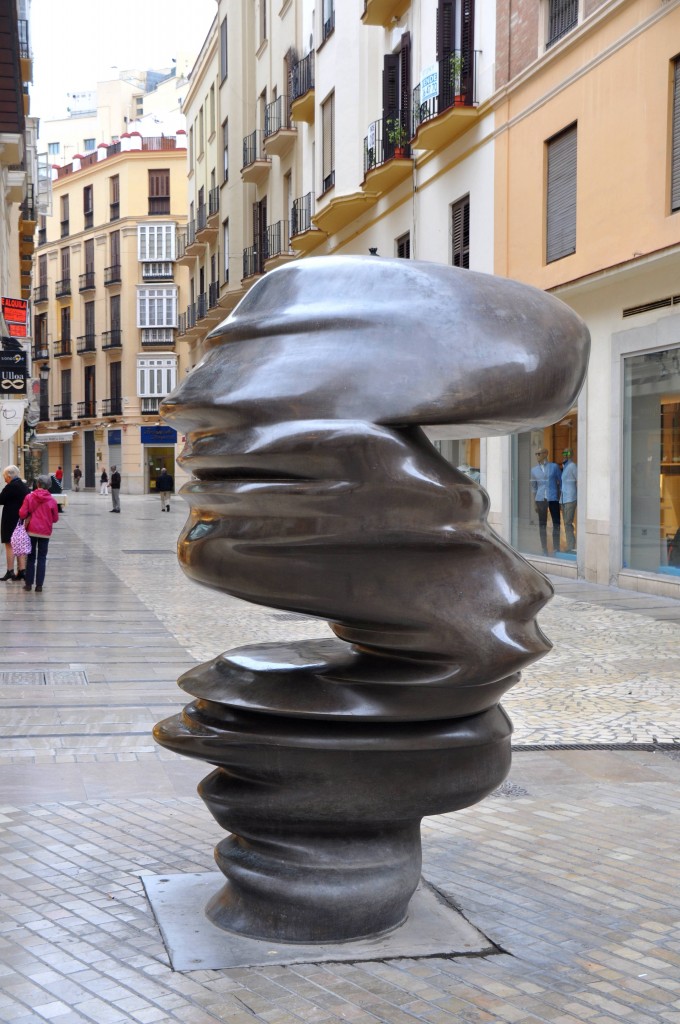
[0,465,30,581]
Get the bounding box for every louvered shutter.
[451,195,470,269]
[84,238,94,274]
[546,124,577,263]
[382,54,399,120]
[399,33,411,129]
[436,0,454,61]
[672,59,680,212]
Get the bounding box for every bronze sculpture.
[155,256,590,943]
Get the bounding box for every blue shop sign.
[141,425,178,445]
[108,429,122,445]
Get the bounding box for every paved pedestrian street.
[1,492,680,1023]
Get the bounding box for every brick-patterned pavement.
[1,493,679,1023]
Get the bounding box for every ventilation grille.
[623,295,680,318]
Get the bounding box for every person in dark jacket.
[110,466,121,512]
[156,466,174,512]
[18,474,59,593]
[0,465,30,581]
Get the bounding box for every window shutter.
[547,0,578,47]
[436,0,454,60]
[382,54,400,119]
[84,238,94,272]
[672,58,680,212]
[396,233,410,259]
[451,195,470,268]
[399,33,411,128]
[546,123,577,263]
[322,93,335,187]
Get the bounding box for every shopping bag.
[10,522,31,556]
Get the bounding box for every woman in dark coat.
[0,464,30,581]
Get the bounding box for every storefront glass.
[433,438,481,484]
[511,410,578,559]
[623,347,680,575]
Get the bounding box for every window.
[198,107,204,157]
[672,57,680,213]
[546,123,577,263]
[83,185,93,229]
[223,219,229,282]
[137,356,178,397]
[110,294,121,329]
[451,195,470,268]
[321,92,335,194]
[110,174,120,221]
[622,348,680,574]
[259,0,267,43]
[512,415,578,559]
[148,169,170,215]
[189,125,194,168]
[396,232,411,259]
[222,119,229,183]
[61,369,71,412]
[220,16,228,80]
[60,194,69,237]
[48,141,59,156]
[110,229,120,267]
[137,287,178,328]
[83,138,95,151]
[138,223,176,261]
[60,305,70,341]
[546,0,578,48]
[322,0,335,40]
[209,84,215,134]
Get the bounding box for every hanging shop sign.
[0,349,28,394]
[1,297,29,338]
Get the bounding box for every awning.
[34,431,77,444]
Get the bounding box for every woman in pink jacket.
[19,474,59,593]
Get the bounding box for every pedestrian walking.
[54,466,63,484]
[73,465,82,491]
[19,474,59,593]
[110,466,121,513]
[100,468,109,495]
[0,465,30,582]
[156,466,174,512]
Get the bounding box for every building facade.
[181,0,680,598]
[33,135,190,493]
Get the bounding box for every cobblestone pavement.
[1,492,679,1023]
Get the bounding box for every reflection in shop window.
[512,412,578,560]
[623,348,680,575]
[433,439,481,483]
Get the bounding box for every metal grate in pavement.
[0,670,89,685]
[121,549,177,555]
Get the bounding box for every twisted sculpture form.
[155,256,590,943]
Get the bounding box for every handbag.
[10,521,31,557]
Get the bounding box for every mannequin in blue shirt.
[530,448,561,555]
[560,449,577,552]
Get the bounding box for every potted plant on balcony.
[386,117,409,158]
[449,52,466,106]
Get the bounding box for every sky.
[29,0,217,122]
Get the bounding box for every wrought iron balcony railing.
[53,403,72,420]
[102,398,123,416]
[197,293,208,320]
[291,192,313,236]
[33,343,49,361]
[79,270,95,291]
[291,51,314,102]
[101,328,122,350]
[104,264,121,285]
[208,281,219,309]
[34,284,48,303]
[208,186,220,218]
[265,95,292,137]
[243,244,267,279]
[77,400,97,418]
[242,129,267,169]
[197,203,207,232]
[76,333,97,354]
[364,114,411,175]
[53,338,72,358]
[412,50,479,134]
[266,220,290,260]
[55,278,71,298]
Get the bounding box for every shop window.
[512,413,578,559]
[623,347,680,574]
[433,439,481,485]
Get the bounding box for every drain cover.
[0,670,89,685]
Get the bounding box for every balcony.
[79,270,96,292]
[76,333,97,355]
[60,219,69,238]
[33,283,48,304]
[55,278,71,298]
[102,398,123,417]
[18,18,32,82]
[290,192,326,254]
[142,261,174,280]
[322,9,335,41]
[140,397,162,414]
[183,219,203,258]
[178,303,197,337]
[208,280,219,310]
[53,338,72,358]
[77,400,97,419]
[362,115,413,195]
[242,130,271,185]
[33,342,49,361]
[312,184,378,237]
[411,50,481,153]
[361,0,410,26]
[104,264,122,285]
[208,186,220,224]
[102,328,122,350]
[264,95,296,159]
[20,188,36,230]
[53,403,72,420]
[141,328,175,348]
[243,244,266,281]
[197,195,219,243]
[264,220,295,271]
[290,52,314,123]
[196,292,208,321]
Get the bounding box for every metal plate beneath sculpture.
[142,873,496,971]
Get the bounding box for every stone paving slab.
[1,494,680,1022]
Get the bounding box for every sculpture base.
[142,873,497,971]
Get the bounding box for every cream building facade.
[33,136,191,494]
[180,0,680,598]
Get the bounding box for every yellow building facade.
[33,137,191,493]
